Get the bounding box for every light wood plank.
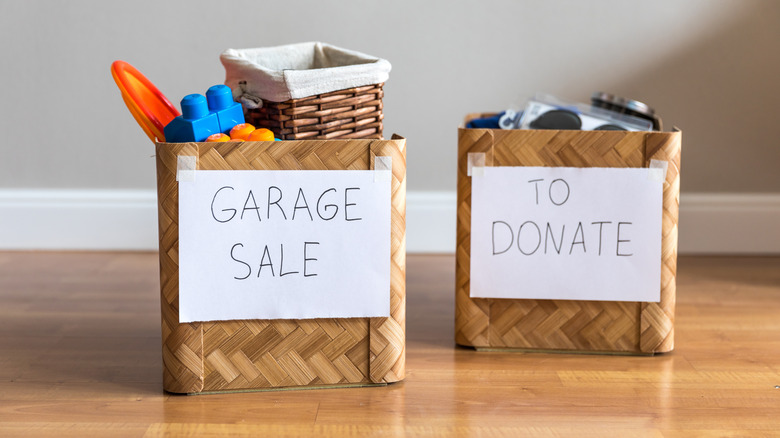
[0,252,779,436]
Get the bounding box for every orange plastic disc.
[111,60,180,142]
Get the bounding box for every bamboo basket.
[155,136,406,393]
[455,114,681,355]
[244,83,384,140]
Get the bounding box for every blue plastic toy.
[163,94,221,143]
[206,85,245,134]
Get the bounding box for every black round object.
[591,92,660,130]
[529,109,582,130]
[594,124,626,131]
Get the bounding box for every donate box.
[456,116,681,355]
[155,137,406,393]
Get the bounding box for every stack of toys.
[164,85,279,143]
[110,61,279,144]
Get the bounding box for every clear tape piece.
[468,152,486,177]
[648,159,668,182]
[177,156,197,182]
[374,156,392,182]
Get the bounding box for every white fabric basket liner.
[220,42,391,109]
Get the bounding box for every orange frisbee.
[111,60,180,143]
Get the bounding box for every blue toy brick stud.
[205,85,233,110]
[206,85,245,134]
[181,94,210,119]
[163,94,221,143]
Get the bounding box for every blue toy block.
[163,94,221,143]
[206,85,245,134]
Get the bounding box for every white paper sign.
[470,166,663,302]
[178,169,391,322]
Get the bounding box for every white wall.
[1,0,779,252]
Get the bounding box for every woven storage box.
[221,42,389,141]
[245,83,384,140]
[155,137,406,393]
[455,114,681,355]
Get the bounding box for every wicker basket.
[221,42,389,141]
[245,83,384,140]
[455,115,681,355]
[155,137,406,393]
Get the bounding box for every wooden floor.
[0,252,779,437]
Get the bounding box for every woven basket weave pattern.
[245,84,384,140]
[455,127,680,354]
[155,138,405,393]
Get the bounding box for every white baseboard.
[1,189,779,254]
[406,191,458,253]
[0,189,159,251]
[676,193,780,254]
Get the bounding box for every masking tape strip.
[177,156,197,182]
[374,156,392,182]
[648,159,668,183]
[468,152,485,177]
